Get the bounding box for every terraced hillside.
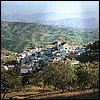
[1,21,99,52]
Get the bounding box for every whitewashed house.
[54,56,62,61]
[57,45,63,51]
[21,68,32,73]
[16,56,23,64]
[44,49,51,55]
[1,65,14,70]
[21,64,32,73]
[63,43,70,50]
[4,66,8,70]
[26,51,32,56]
[7,65,15,68]
[56,39,62,45]
[62,43,73,54]
[60,49,66,57]
[21,52,27,58]
[42,55,49,63]
[71,58,80,66]
[55,38,63,51]
[35,47,41,53]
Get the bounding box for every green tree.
[1,67,21,99]
[35,62,77,92]
[76,61,99,90]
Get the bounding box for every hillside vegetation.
[1,21,99,52]
[76,40,99,63]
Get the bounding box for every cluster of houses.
[2,38,89,73]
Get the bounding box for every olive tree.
[1,67,21,99]
[76,61,99,90]
[35,62,77,92]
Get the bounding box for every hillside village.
[1,2,99,99]
[1,38,92,73]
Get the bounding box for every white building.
[21,68,32,73]
[57,45,63,50]
[35,47,41,53]
[63,43,70,50]
[60,49,66,57]
[21,53,26,58]
[4,66,8,70]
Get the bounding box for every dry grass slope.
[1,86,99,99]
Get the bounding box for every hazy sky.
[1,1,99,15]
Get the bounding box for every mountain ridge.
[2,12,99,29]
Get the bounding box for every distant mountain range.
[34,17,99,29]
[1,12,99,29]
